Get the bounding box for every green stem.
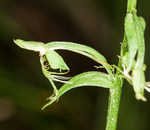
[105,0,138,129]
[105,75,122,130]
[127,0,137,13]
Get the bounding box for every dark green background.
[0,0,150,130]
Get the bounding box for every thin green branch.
[105,75,122,130]
[105,0,137,129]
[127,0,137,13]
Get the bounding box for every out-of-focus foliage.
[0,0,150,130]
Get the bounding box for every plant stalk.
[127,0,137,13]
[105,0,137,129]
[105,75,122,130]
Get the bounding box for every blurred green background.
[1,0,150,130]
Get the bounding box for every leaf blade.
[45,50,69,71]
[45,41,112,75]
[14,39,45,52]
[42,71,114,109]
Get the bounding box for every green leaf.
[14,39,69,73]
[45,41,113,75]
[45,50,69,71]
[14,39,45,54]
[14,39,112,75]
[42,71,114,109]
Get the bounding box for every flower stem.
[127,0,137,13]
[105,0,138,129]
[105,75,122,130]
